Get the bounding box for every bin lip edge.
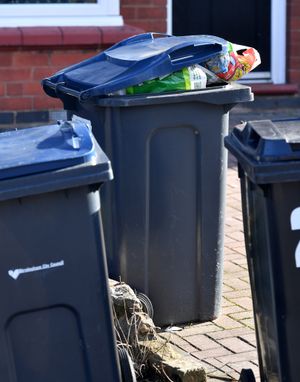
[85,83,254,107]
[0,144,113,202]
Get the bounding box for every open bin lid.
[42,33,227,102]
[0,120,96,180]
[225,119,300,184]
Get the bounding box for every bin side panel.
[240,174,282,381]
[240,173,300,381]
[147,113,226,324]
[270,182,300,382]
[7,307,87,382]
[0,187,120,382]
[198,109,228,322]
[147,125,199,324]
[81,101,228,326]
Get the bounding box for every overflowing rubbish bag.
[43,32,260,100]
[115,63,234,95]
[118,41,260,96]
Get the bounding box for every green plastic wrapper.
[123,64,207,95]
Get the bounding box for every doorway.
[169,0,286,83]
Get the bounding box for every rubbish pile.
[109,280,206,382]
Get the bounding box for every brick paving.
[160,156,260,382]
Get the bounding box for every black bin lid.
[224,119,300,184]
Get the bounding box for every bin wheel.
[239,368,256,382]
[118,347,137,382]
[137,292,154,319]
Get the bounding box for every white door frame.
[167,0,286,84]
[271,0,286,83]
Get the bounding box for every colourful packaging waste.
[204,42,261,81]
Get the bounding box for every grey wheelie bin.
[0,120,122,382]
[225,119,300,382]
[43,33,254,326]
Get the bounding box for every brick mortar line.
[200,357,243,381]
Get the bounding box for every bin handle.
[58,120,81,150]
[230,121,273,159]
[229,126,263,158]
[43,79,81,99]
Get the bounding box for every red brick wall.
[0,50,96,113]
[0,25,143,126]
[0,1,168,124]
[287,0,300,84]
[121,0,167,33]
